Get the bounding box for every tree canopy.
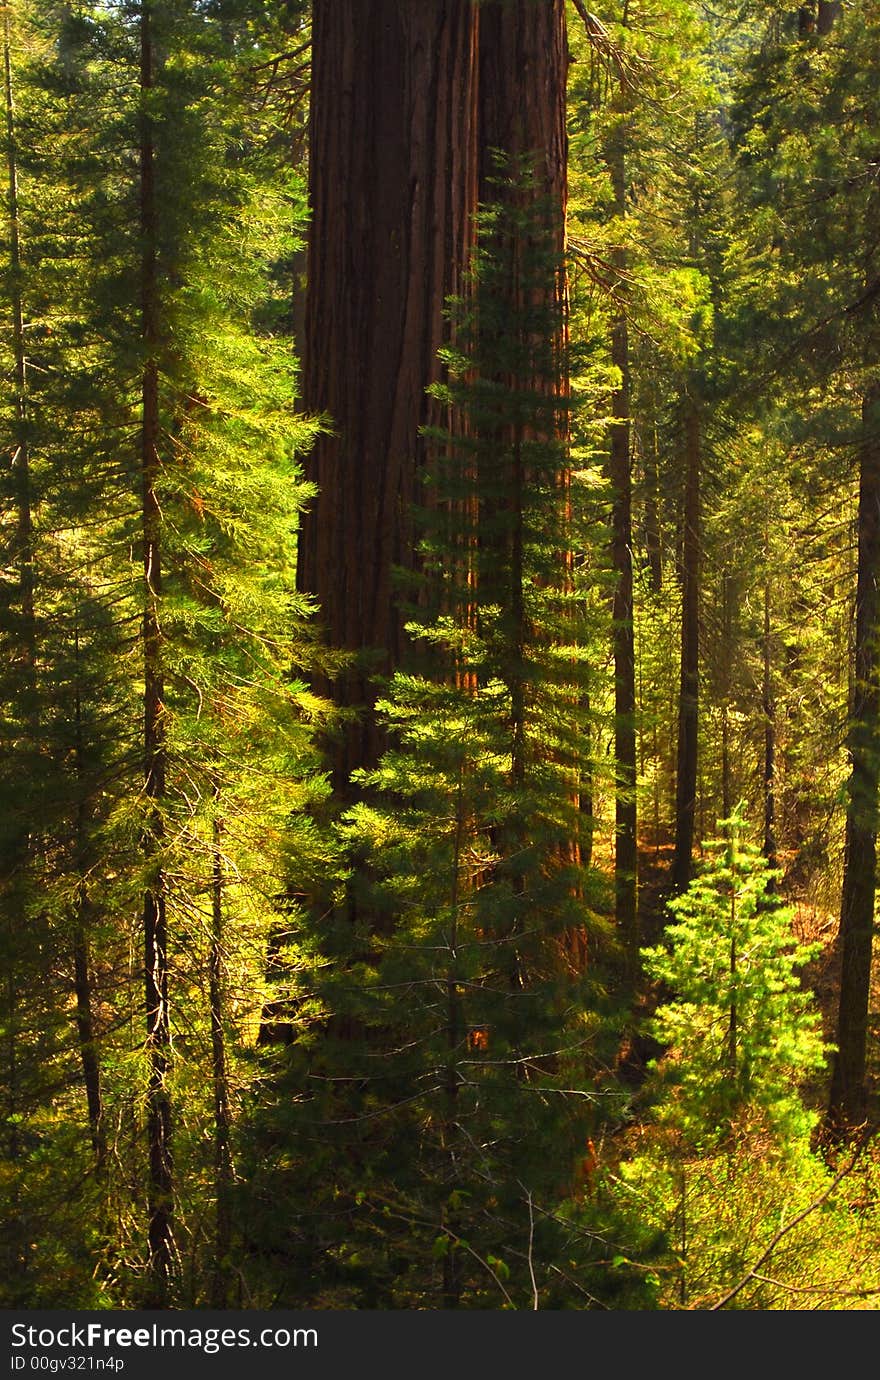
[1,0,880,1312]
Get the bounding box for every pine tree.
[0,0,327,1304]
[238,166,617,1310]
[725,0,880,1133]
[643,809,827,1146]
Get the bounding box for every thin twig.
[526,1188,539,1310]
[707,1125,877,1311]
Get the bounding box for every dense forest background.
[2,0,880,1311]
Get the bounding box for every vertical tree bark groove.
[299,0,479,790]
[476,0,568,235]
[672,395,700,893]
[139,0,173,1305]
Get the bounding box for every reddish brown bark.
[474,4,573,977]
[476,0,568,246]
[299,0,479,789]
[300,2,570,797]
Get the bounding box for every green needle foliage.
[0,0,329,1304]
[237,167,619,1310]
[643,807,827,1146]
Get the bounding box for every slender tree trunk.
[827,377,880,1134]
[606,100,637,978]
[579,699,593,868]
[139,0,173,1304]
[441,765,466,1310]
[719,574,733,822]
[300,0,479,791]
[3,1,35,697]
[2,0,26,1180]
[672,396,700,893]
[817,1,841,35]
[71,623,105,1166]
[727,902,737,1078]
[73,927,104,1163]
[209,808,234,1308]
[2,3,33,1290]
[762,574,777,878]
[3,942,15,1153]
[642,414,663,595]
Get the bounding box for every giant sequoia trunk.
[301,2,570,796]
[476,0,571,932]
[477,0,569,751]
[299,0,479,790]
[476,0,568,223]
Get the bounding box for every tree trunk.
[817,2,841,35]
[72,623,105,1166]
[672,396,700,893]
[441,765,466,1309]
[606,98,637,978]
[140,0,173,1304]
[300,0,479,791]
[798,5,815,35]
[476,1,568,236]
[719,573,733,822]
[476,1,571,972]
[2,0,27,1182]
[3,1,35,699]
[762,574,777,878]
[209,809,234,1308]
[827,378,880,1134]
[73,926,104,1164]
[641,404,663,596]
